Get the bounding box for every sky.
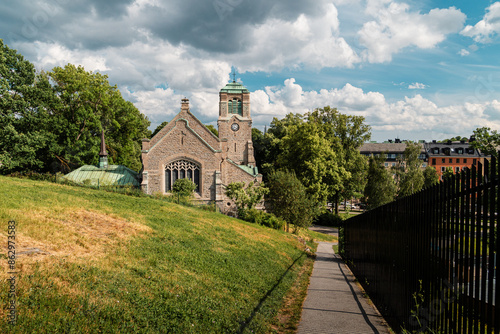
[1,0,500,142]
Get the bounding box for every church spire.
[99,129,108,169]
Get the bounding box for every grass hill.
[0,176,321,333]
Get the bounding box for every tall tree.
[396,142,424,197]
[277,118,347,204]
[470,127,500,157]
[48,64,150,172]
[423,166,439,188]
[364,155,396,209]
[306,107,371,212]
[0,40,55,173]
[267,170,318,232]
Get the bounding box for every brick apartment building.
[359,139,486,180]
[424,140,484,180]
[140,81,262,213]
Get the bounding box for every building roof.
[62,164,140,187]
[360,142,424,154]
[424,142,481,157]
[220,81,250,94]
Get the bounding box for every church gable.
[150,118,220,155]
[149,99,220,151]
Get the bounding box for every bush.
[172,178,196,197]
[239,208,284,230]
[7,171,55,182]
[313,211,344,227]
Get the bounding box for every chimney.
[181,98,189,112]
[99,130,108,169]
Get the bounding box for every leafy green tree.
[267,170,318,232]
[277,119,346,204]
[423,166,439,188]
[225,181,269,216]
[442,167,455,180]
[0,40,56,173]
[47,64,150,172]
[205,124,218,137]
[306,106,370,212]
[151,121,168,138]
[364,155,396,209]
[396,142,424,197]
[470,127,500,157]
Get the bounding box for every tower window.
[165,160,200,193]
[228,98,242,115]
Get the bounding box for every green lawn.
[0,176,310,333]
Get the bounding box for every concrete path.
[298,242,391,334]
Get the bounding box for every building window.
[441,167,446,172]
[463,158,467,163]
[473,159,477,165]
[456,167,460,173]
[456,158,460,163]
[227,98,243,115]
[384,162,388,167]
[449,158,453,163]
[442,158,445,164]
[422,163,427,167]
[165,160,200,193]
[432,158,436,165]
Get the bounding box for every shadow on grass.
[237,251,310,333]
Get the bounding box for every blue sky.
[1,0,500,142]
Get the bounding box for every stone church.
[141,81,262,213]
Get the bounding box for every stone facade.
[141,82,262,213]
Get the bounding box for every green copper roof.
[237,164,259,177]
[62,165,140,187]
[220,81,250,93]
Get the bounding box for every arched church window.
[165,160,200,193]
[227,98,242,115]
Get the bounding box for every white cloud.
[461,2,500,43]
[248,79,500,142]
[234,3,360,71]
[408,82,427,89]
[458,49,470,56]
[359,2,466,63]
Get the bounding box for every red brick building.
[424,140,484,180]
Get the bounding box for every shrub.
[313,211,344,227]
[239,208,284,230]
[172,178,197,197]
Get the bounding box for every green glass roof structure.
[220,81,250,94]
[62,164,140,187]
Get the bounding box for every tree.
[151,121,168,138]
[306,106,371,212]
[0,40,58,174]
[267,170,318,232]
[205,124,218,137]
[442,167,455,180]
[225,181,269,216]
[470,127,500,157]
[47,64,150,172]
[423,166,439,188]
[364,155,396,209]
[396,142,424,197]
[277,119,346,204]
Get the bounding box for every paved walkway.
[297,241,391,334]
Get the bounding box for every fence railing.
[343,157,499,333]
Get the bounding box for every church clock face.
[231,123,239,131]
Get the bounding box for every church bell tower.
[217,80,255,166]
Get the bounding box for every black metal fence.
[343,158,499,333]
